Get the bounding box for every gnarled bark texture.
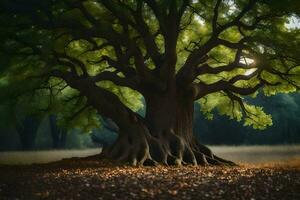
[102,85,235,166]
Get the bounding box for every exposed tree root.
[100,124,237,167]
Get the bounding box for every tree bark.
[100,83,235,166]
[60,74,235,166]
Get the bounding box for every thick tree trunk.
[100,84,235,166]
[62,77,234,166]
[102,95,234,166]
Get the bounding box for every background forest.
[1,92,299,151]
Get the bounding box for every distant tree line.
[0,93,299,151]
[0,114,95,151]
[194,93,300,144]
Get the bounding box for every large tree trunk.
[63,76,234,166]
[100,83,234,166]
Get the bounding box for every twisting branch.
[216,0,258,34]
[177,0,259,85]
[89,71,138,90]
[212,0,222,32]
[224,90,248,116]
[228,69,259,84]
[144,0,167,34]
[224,90,269,128]
[62,0,152,81]
[54,52,88,77]
[102,0,162,68]
[195,80,264,100]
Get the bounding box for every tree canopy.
[1,0,299,132]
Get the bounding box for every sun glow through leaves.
[240,57,257,76]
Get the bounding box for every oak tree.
[0,0,299,166]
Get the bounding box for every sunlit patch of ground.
[0,157,299,200]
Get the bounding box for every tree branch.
[212,0,222,32]
[89,71,138,90]
[196,80,263,99]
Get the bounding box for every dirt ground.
[0,158,299,200]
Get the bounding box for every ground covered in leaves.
[0,157,299,200]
